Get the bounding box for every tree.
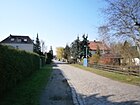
[70,36,81,60]
[41,40,45,53]
[89,54,100,64]
[46,46,53,64]
[64,44,71,61]
[48,46,53,60]
[56,47,64,60]
[49,46,53,56]
[103,0,140,53]
[80,34,91,58]
[110,41,139,65]
[96,45,101,56]
[46,52,53,64]
[98,25,110,46]
[34,33,41,55]
[120,41,139,65]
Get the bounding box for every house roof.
[0,34,33,44]
[88,40,110,51]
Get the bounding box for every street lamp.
[84,45,87,58]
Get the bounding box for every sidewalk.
[40,64,74,105]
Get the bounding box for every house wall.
[2,43,33,52]
[90,50,96,55]
[90,50,110,55]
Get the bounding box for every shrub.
[0,45,40,97]
[40,56,46,67]
[89,54,100,64]
[46,52,53,64]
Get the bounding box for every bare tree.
[103,0,140,52]
[110,41,139,66]
[41,40,45,53]
[98,25,110,50]
[98,26,110,41]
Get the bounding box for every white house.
[0,34,33,52]
[132,58,140,66]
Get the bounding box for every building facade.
[88,40,110,55]
[0,34,33,52]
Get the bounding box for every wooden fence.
[88,64,140,77]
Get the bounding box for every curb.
[61,71,86,105]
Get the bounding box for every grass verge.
[71,64,140,86]
[1,64,52,105]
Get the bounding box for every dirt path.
[40,64,74,105]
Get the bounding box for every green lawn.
[1,64,52,105]
[71,64,140,86]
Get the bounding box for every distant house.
[88,40,110,55]
[99,53,122,65]
[0,34,33,52]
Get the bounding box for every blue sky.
[0,0,107,54]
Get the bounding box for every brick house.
[0,34,33,52]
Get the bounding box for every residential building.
[88,40,110,55]
[0,34,33,52]
[99,53,122,65]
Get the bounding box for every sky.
[0,0,107,54]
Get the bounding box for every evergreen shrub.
[0,45,40,97]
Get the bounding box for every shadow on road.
[80,93,140,105]
[51,62,140,105]
[40,67,74,105]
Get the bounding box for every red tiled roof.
[88,41,110,51]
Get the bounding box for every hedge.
[40,56,46,67]
[0,45,40,97]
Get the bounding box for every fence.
[88,64,140,77]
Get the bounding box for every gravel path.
[57,63,140,105]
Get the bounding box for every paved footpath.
[57,63,140,105]
[40,63,74,105]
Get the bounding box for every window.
[17,38,21,42]
[11,38,14,41]
[24,39,27,42]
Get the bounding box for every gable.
[88,41,110,51]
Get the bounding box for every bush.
[89,54,100,64]
[46,52,53,64]
[0,45,40,97]
[40,56,46,67]
[68,58,76,64]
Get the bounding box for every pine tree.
[49,46,53,59]
[80,34,91,58]
[34,33,41,54]
[64,44,71,61]
[71,36,81,60]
